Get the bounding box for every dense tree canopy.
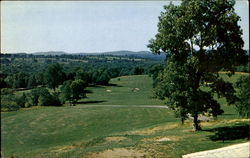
[148,0,247,130]
[45,63,66,90]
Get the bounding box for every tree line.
[1,54,162,112]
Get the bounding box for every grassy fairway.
[1,75,249,158]
[83,75,164,105]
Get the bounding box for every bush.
[24,97,33,108]
[29,88,42,106]
[38,88,62,106]
[1,95,20,112]
[15,93,27,108]
[50,92,62,106]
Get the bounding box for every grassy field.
[83,75,164,105]
[1,75,249,158]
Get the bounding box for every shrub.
[1,95,20,112]
[38,88,62,106]
[15,93,27,108]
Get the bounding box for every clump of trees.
[148,0,248,130]
[0,87,63,111]
[1,89,20,112]
[60,79,87,106]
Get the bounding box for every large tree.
[148,0,247,130]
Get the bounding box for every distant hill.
[32,51,67,56]
[101,50,165,60]
[30,50,166,60]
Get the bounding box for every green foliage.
[75,69,90,84]
[29,88,42,106]
[37,88,62,106]
[15,93,27,108]
[96,70,111,85]
[35,72,46,86]
[234,64,249,73]
[4,72,29,88]
[23,87,47,107]
[60,79,87,105]
[60,80,73,104]
[27,75,37,88]
[1,89,19,111]
[133,67,145,75]
[148,0,247,130]
[0,75,7,88]
[235,76,250,118]
[149,64,164,88]
[45,63,66,90]
[71,79,87,103]
[1,75,248,158]
[1,98,20,112]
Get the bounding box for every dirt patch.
[143,136,181,142]
[223,119,249,124]
[219,71,249,75]
[156,137,171,142]
[105,136,127,142]
[201,119,249,127]
[50,145,77,153]
[130,123,179,135]
[86,148,148,158]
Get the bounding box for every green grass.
[83,75,164,105]
[1,106,175,156]
[1,74,249,158]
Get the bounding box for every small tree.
[60,80,73,105]
[25,88,43,107]
[75,69,90,84]
[96,70,111,85]
[61,79,87,106]
[70,79,87,105]
[148,0,247,130]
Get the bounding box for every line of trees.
[1,61,151,90]
[1,59,156,112]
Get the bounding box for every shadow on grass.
[88,83,122,87]
[204,122,249,142]
[76,100,106,104]
[106,83,123,87]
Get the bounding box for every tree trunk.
[181,117,185,125]
[193,113,201,131]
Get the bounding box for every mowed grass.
[1,74,249,158]
[82,75,164,105]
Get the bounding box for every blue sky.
[1,1,249,53]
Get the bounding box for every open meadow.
[1,74,249,158]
